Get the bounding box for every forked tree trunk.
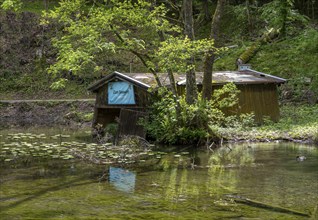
[183,0,198,104]
[202,0,226,100]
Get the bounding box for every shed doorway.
[95,108,121,127]
[118,109,148,138]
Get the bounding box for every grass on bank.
[221,104,318,144]
[0,70,93,100]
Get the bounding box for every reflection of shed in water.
[88,66,286,135]
[109,166,136,193]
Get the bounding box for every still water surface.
[0,130,317,219]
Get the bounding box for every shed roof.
[177,69,286,85]
[88,69,286,92]
[88,71,151,92]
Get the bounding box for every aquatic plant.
[0,132,187,167]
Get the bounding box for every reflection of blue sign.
[109,166,136,193]
[108,81,135,105]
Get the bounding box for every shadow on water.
[0,176,97,212]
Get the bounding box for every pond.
[0,129,317,219]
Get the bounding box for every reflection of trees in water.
[207,166,236,198]
[147,144,317,213]
[153,154,199,205]
[165,168,177,208]
[162,168,201,210]
[206,145,255,197]
[151,146,257,206]
[208,145,255,168]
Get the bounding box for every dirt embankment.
[0,101,94,129]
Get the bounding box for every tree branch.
[110,25,162,87]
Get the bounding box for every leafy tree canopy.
[41,0,218,84]
[42,0,172,77]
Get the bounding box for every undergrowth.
[21,0,59,14]
[0,70,92,99]
[221,104,318,143]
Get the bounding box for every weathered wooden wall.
[119,109,148,138]
[177,83,280,123]
[236,84,280,123]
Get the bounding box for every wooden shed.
[88,71,152,137]
[176,67,286,123]
[88,68,286,136]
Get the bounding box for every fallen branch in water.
[225,195,310,217]
[311,204,318,219]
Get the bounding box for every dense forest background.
[0,0,317,103]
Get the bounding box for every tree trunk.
[237,28,279,65]
[157,31,178,97]
[246,0,253,35]
[202,0,226,100]
[157,30,181,119]
[183,0,197,104]
[279,0,289,37]
[202,0,210,22]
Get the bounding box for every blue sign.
[108,81,136,105]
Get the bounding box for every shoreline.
[1,101,317,146]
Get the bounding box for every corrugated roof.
[177,70,286,85]
[88,70,286,92]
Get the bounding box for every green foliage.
[50,78,68,91]
[213,27,318,103]
[0,69,90,99]
[1,0,58,13]
[223,113,256,129]
[212,82,239,109]
[313,131,318,145]
[260,0,308,35]
[258,104,318,140]
[144,83,241,144]
[43,0,180,78]
[22,0,59,13]
[0,0,22,11]
[220,104,318,142]
[152,37,225,73]
[254,28,318,101]
[105,123,118,138]
[65,110,94,123]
